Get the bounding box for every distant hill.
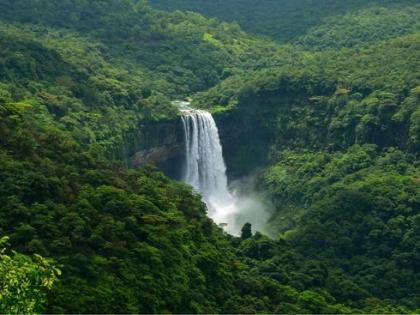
[150,0,419,42]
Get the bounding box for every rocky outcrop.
[214,108,271,179]
[131,144,183,166]
[128,118,185,179]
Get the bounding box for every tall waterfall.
[179,104,269,236]
[181,110,230,201]
[181,109,237,229]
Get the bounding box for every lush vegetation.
[1,0,282,97]
[0,0,287,161]
[195,31,420,175]
[150,0,419,42]
[260,146,420,309]
[1,0,419,313]
[294,5,420,50]
[0,236,60,313]
[0,86,370,313]
[192,1,420,312]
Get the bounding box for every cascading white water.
[181,109,236,228]
[181,110,229,199]
[181,109,232,198]
[179,103,269,236]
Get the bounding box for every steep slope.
[191,9,420,311]
[0,0,281,97]
[196,33,420,177]
[294,5,420,50]
[260,146,420,308]
[0,80,361,313]
[0,93,233,312]
[0,0,287,161]
[0,23,170,160]
[150,0,418,42]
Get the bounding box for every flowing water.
[179,104,269,235]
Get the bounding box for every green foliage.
[257,146,420,310]
[197,33,419,179]
[150,0,418,42]
[0,236,60,314]
[189,2,420,310]
[0,0,285,161]
[1,0,419,313]
[240,223,253,239]
[295,6,420,50]
[0,98,238,312]
[0,0,281,97]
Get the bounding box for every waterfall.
[181,110,230,201]
[179,104,269,236]
[181,109,237,228]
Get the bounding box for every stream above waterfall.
[176,101,269,236]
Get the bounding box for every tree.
[0,236,60,314]
[241,223,253,239]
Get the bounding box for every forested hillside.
[294,6,420,49]
[150,0,419,42]
[1,0,283,97]
[0,0,287,160]
[1,0,419,313]
[191,1,420,312]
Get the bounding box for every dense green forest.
[0,0,419,313]
[150,0,420,42]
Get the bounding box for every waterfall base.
[179,103,269,236]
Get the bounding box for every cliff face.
[127,109,269,181]
[215,108,271,179]
[129,118,185,179]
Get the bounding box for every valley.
[0,0,419,313]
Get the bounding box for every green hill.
[192,8,420,311]
[295,5,420,50]
[150,0,418,42]
[0,0,281,97]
